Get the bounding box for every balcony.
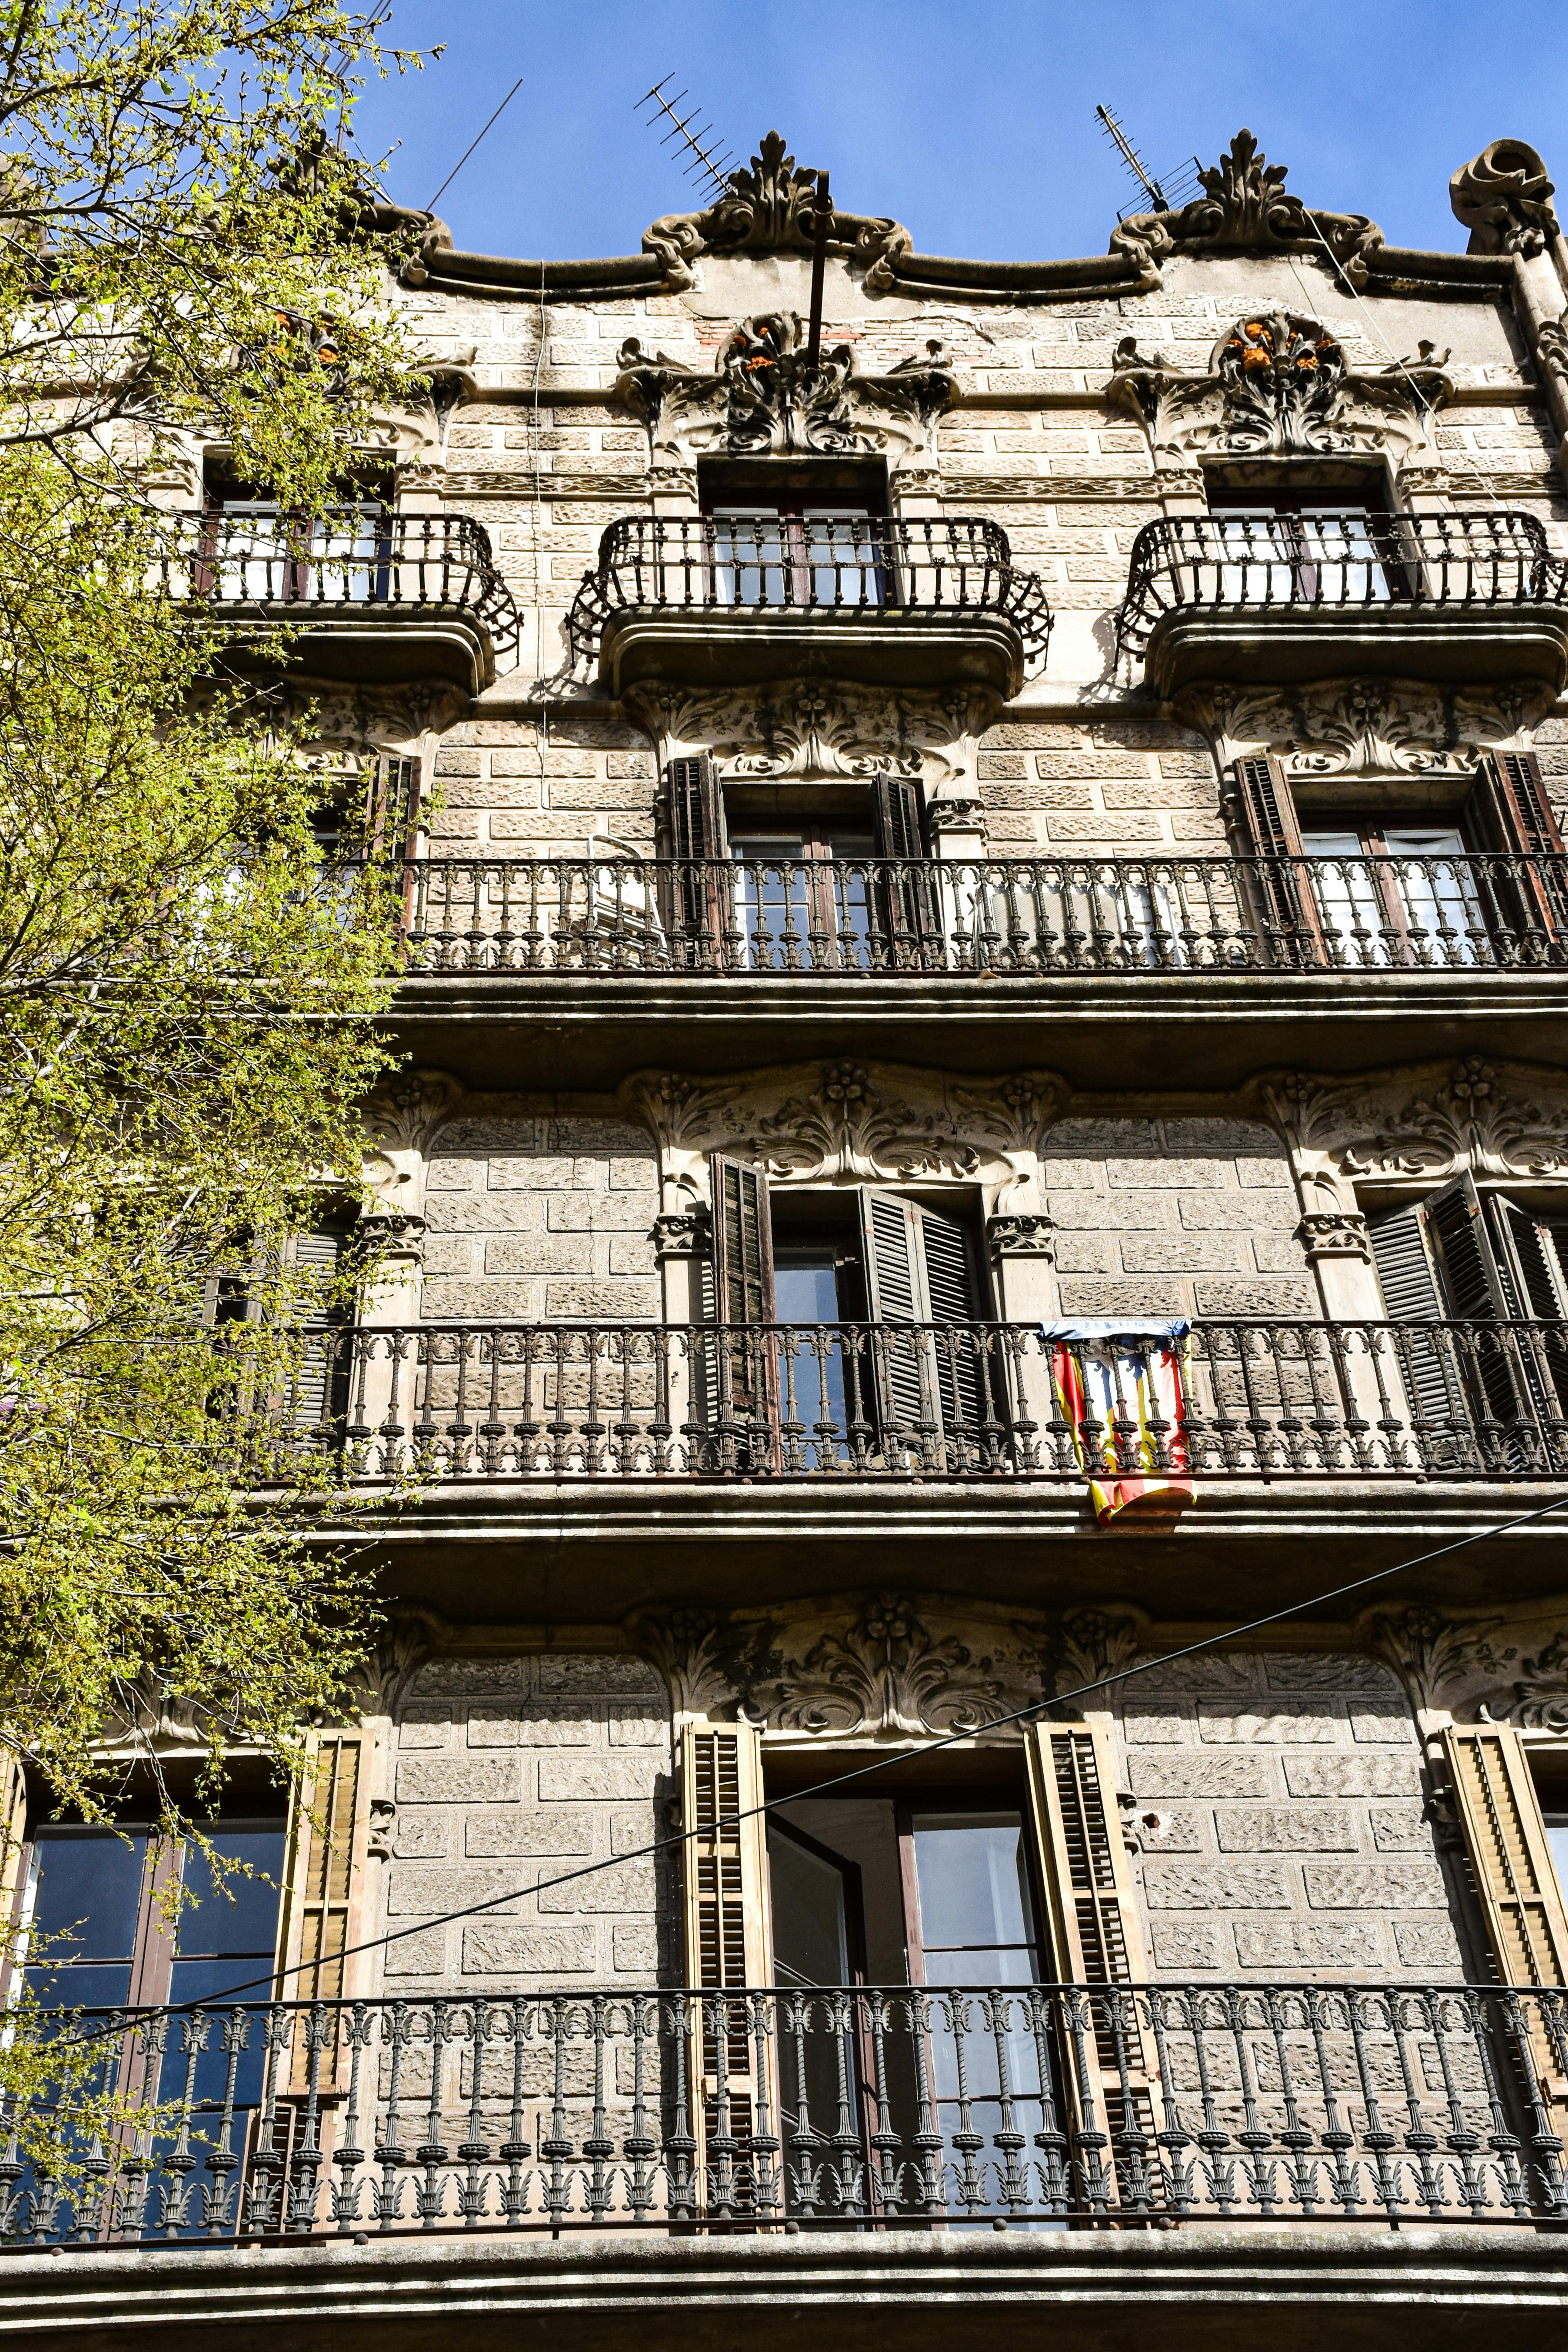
[1117,510,1568,695]
[270,1317,1568,1488]
[5,1980,1565,2245]
[167,511,521,691]
[396,850,1568,978]
[567,516,1053,697]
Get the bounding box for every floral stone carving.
[1109,130,1385,290]
[641,129,913,294]
[1450,139,1560,258]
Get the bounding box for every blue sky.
[353,2,1568,266]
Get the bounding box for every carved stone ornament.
[1295,1210,1370,1264]
[1261,1055,1568,1200]
[1109,129,1385,291]
[614,313,954,466]
[652,1210,703,1261]
[619,1058,1064,1195]
[365,1068,467,1158]
[1109,313,1451,470]
[641,129,913,294]
[366,1610,447,1717]
[1176,677,1548,786]
[985,1211,1056,1261]
[1368,1605,1504,1717]
[1479,1630,1568,1733]
[1450,138,1560,258]
[1051,1608,1147,1707]
[629,682,989,791]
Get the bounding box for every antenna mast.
[1095,104,1202,221]
[636,77,736,199]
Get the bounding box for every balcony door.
[201,487,390,603]
[1298,817,1487,967]
[767,1794,1054,2221]
[1204,486,1398,606]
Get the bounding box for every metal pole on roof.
[805,171,833,372]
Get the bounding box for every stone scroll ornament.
[1109,129,1384,290]
[641,129,913,293]
[1449,138,1561,258]
[1109,313,1451,467]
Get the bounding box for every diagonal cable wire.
[426,76,525,212]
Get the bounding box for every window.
[698,462,889,610]
[1205,481,1398,605]
[1231,750,1567,963]
[201,1215,359,1453]
[200,466,393,603]
[702,1159,1000,1470]
[1368,1175,1568,1456]
[766,1794,1052,2219]
[662,757,932,972]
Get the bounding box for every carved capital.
[1368,1604,1502,1717]
[359,1210,427,1263]
[652,1210,704,1260]
[986,1211,1055,1261]
[1295,1210,1370,1264]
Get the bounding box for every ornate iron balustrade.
[5,1981,1567,2244]
[254,1318,1568,1485]
[396,851,1568,975]
[163,511,520,655]
[1117,508,1568,655]
[567,515,1053,667]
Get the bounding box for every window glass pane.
[768,1828,850,1987]
[30,1827,148,1957]
[775,1253,840,1324]
[1546,1818,1568,1900]
[177,1825,286,1957]
[910,1812,1036,1954]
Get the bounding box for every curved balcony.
[568,516,1052,697]
[396,851,1568,977]
[166,510,520,691]
[1117,509,1568,694]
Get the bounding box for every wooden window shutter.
[1463,752,1568,944]
[867,773,931,963]
[679,1720,775,2213]
[1025,1720,1159,2199]
[286,1217,356,1445]
[1441,1725,1568,2120]
[664,756,728,959]
[366,755,421,862]
[859,1191,991,1452]
[707,1156,777,1460]
[1368,1199,1468,1440]
[276,1726,377,2091]
[1231,753,1323,959]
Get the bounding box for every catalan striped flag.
[1041,1318,1196,1526]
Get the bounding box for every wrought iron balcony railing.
[1117,508,1568,657]
[164,510,520,657]
[6,1981,1567,2245]
[396,851,1568,975]
[567,515,1053,669]
[260,1317,1568,1485]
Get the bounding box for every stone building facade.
[10,123,1568,2343]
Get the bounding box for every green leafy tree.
[0,3,433,1876]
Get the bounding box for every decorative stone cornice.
[1108,130,1384,290]
[1450,138,1560,258]
[614,313,954,467]
[629,681,983,790]
[640,129,912,293]
[1175,677,1547,785]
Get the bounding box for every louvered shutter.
[1484,1199,1568,1424]
[708,1156,777,1460]
[368,755,420,862]
[1368,1201,1466,1442]
[276,1726,377,2091]
[1442,1726,1568,2124]
[913,1201,991,1447]
[859,1191,934,1453]
[1231,755,1323,963]
[1025,1720,1159,2207]
[1423,1178,1536,1454]
[664,756,728,965]
[287,1218,355,1448]
[1464,752,1568,945]
[867,774,931,968]
[679,1721,775,2217]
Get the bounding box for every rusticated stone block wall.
[1112,1649,1465,1980]
[1040,1114,1312,1320]
[420,1108,660,1321]
[376,1654,675,1998]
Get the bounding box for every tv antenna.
[1095,103,1202,221]
[636,77,736,200]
